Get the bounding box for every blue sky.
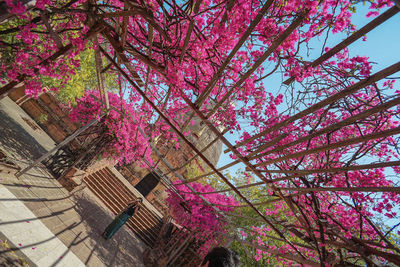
[217,3,400,174]
[212,3,400,230]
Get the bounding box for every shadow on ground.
[0,98,146,266]
[0,110,47,161]
[0,184,146,266]
[67,189,146,266]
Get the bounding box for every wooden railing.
[144,216,202,267]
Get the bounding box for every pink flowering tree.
[0,0,91,97]
[1,0,400,265]
[68,90,153,166]
[166,182,239,256]
[0,0,393,124]
[229,75,400,264]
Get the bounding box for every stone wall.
[8,86,222,217]
[121,119,223,216]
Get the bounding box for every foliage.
[37,113,48,123]
[185,162,207,180]
[1,0,89,97]
[0,10,117,103]
[1,0,400,265]
[68,90,153,166]
[42,46,118,104]
[166,181,239,257]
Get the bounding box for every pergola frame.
[2,0,400,265]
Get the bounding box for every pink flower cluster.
[69,90,153,166]
[1,0,398,264]
[1,0,89,97]
[166,182,239,256]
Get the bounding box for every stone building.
[117,115,223,215]
[8,86,223,215]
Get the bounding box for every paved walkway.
[0,97,146,266]
[0,184,84,267]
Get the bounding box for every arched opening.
[134,172,160,197]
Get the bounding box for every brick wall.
[8,86,79,144]
[121,134,204,216]
[8,86,216,218]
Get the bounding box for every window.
[135,172,160,197]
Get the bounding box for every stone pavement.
[0,96,147,266]
[0,184,84,267]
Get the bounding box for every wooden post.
[99,48,309,260]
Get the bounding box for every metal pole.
[100,48,306,259]
[16,117,102,177]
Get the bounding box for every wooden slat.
[84,174,155,246]
[86,179,154,246]
[83,167,163,247]
[283,6,400,85]
[95,169,161,236]
[94,169,161,235]
[102,168,162,226]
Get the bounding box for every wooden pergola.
[2,0,400,265]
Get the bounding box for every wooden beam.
[0,23,103,99]
[181,133,288,183]
[125,42,166,75]
[94,36,109,110]
[101,28,145,87]
[179,0,202,64]
[100,48,306,259]
[255,126,400,167]
[229,61,400,152]
[206,13,306,118]
[256,161,400,174]
[195,0,274,107]
[245,96,400,159]
[120,2,131,46]
[144,25,154,92]
[40,12,63,49]
[277,186,400,193]
[283,6,400,85]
